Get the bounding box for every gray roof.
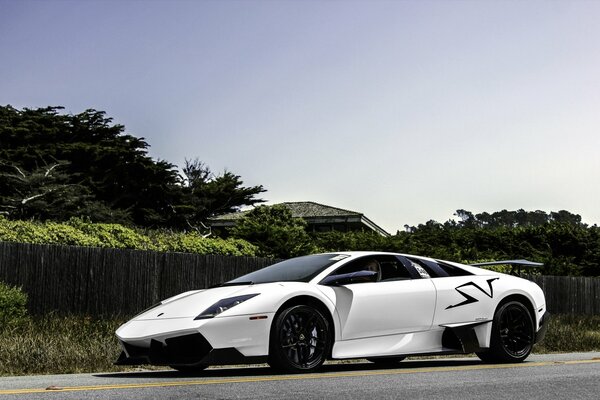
[281,201,363,218]
[211,201,389,236]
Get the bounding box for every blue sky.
[1,0,599,233]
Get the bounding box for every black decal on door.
[446,278,499,309]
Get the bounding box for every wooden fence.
[0,241,599,316]
[525,275,600,316]
[0,242,273,316]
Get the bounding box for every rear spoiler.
[469,259,543,276]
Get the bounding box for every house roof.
[211,201,390,236]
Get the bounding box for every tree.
[174,159,266,230]
[0,162,71,218]
[454,209,477,228]
[550,210,583,225]
[0,105,182,226]
[448,209,585,230]
[229,205,314,258]
[312,231,391,253]
[0,106,267,228]
[0,161,130,222]
[390,209,598,276]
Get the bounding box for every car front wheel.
[268,304,331,373]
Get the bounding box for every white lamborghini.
[115,252,550,373]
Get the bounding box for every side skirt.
[440,321,491,353]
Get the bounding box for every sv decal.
[446,278,500,309]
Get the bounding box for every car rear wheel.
[477,300,534,363]
[268,304,331,373]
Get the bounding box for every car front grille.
[118,333,212,366]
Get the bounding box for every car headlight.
[194,294,259,320]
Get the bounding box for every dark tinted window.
[327,255,412,281]
[409,258,445,278]
[437,261,473,277]
[228,254,348,284]
[408,259,431,278]
[408,258,472,278]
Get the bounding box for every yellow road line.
[1,359,599,396]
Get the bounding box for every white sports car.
[116,252,550,372]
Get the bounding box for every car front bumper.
[115,332,267,367]
[115,313,273,367]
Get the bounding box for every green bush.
[0,216,258,257]
[230,205,315,258]
[148,230,259,256]
[68,219,155,250]
[0,282,29,328]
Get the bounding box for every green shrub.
[230,205,315,258]
[0,282,29,328]
[0,216,258,257]
[0,217,102,247]
[147,230,259,256]
[67,219,155,250]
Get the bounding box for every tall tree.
[0,161,130,222]
[173,159,265,230]
[0,105,267,228]
[0,105,182,226]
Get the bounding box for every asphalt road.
[1,352,599,400]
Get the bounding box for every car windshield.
[227,254,348,284]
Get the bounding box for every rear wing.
[469,259,543,276]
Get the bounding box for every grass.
[0,314,598,376]
[533,314,600,353]
[0,315,124,376]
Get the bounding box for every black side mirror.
[321,270,378,286]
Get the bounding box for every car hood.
[134,285,259,320]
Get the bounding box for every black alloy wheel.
[498,302,534,358]
[477,300,534,363]
[269,305,331,373]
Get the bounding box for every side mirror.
[321,270,378,286]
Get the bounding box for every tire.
[268,304,331,373]
[170,364,208,373]
[477,300,534,363]
[367,356,406,366]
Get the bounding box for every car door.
[407,257,500,326]
[431,274,501,326]
[326,255,436,340]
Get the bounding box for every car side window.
[436,261,473,277]
[331,257,379,278]
[408,258,473,278]
[379,258,412,280]
[409,260,431,278]
[409,258,445,278]
[331,256,412,282]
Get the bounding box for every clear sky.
[1,0,599,233]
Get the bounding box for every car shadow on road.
[94,358,484,380]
